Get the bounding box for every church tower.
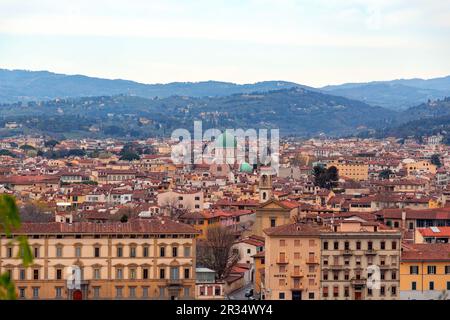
[259,166,273,203]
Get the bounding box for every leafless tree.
[197,224,240,279]
[160,198,190,220]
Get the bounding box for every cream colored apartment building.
[0,219,199,300]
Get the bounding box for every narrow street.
[226,283,254,300]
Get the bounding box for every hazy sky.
[1,0,450,87]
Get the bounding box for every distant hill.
[371,97,450,140]
[0,88,394,138]
[0,69,309,103]
[321,76,450,110]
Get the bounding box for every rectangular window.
[160,247,165,257]
[380,286,385,296]
[130,247,136,258]
[142,287,149,298]
[380,241,385,250]
[184,246,191,257]
[19,269,26,280]
[143,268,149,279]
[116,268,123,279]
[333,286,339,297]
[391,286,397,296]
[143,246,149,257]
[34,247,40,258]
[344,286,349,297]
[279,292,285,300]
[445,265,450,274]
[56,269,62,280]
[19,288,26,299]
[172,247,178,257]
[367,288,372,296]
[32,287,39,298]
[392,241,397,250]
[93,287,100,298]
[160,268,165,279]
[129,287,136,298]
[323,286,328,298]
[411,281,417,290]
[184,268,190,279]
[410,266,419,274]
[185,287,191,297]
[309,292,315,299]
[356,241,361,250]
[117,247,123,257]
[94,268,101,279]
[56,246,63,257]
[33,269,39,280]
[129,268,136,279]
[333,241,339,250]
[427,266,436,274]
[55,287,62,298]
[94,247,100,257]
[323,241,328,250]
[116,287,123,298]
[429,281,435,290]
[270,218,276,228]
[75,247,81,257]
[7,247,13,258]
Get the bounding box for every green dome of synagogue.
[215,132,238,149]
[239,162,253,173]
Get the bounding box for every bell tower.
[259,166,273,203]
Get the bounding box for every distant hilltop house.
[5,122,20,129]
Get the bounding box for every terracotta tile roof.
[5,218,199,235]
[401,243,450,261]
[418,227,450,238]
[264,222,330,237]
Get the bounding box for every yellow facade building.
[400,243,450,300]
[327,159,369,181]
